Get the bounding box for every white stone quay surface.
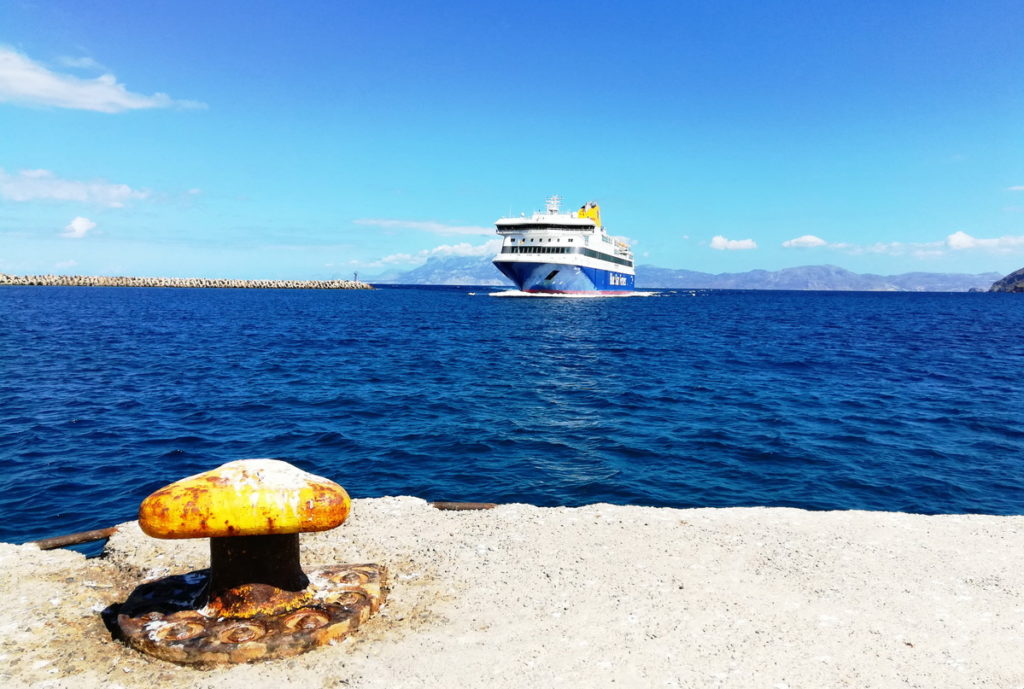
[1,498,1022,688]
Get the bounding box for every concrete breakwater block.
[0,273,373,289]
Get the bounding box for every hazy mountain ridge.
[372,256,509,286]
[637,264,1003,292]
[370,255,1003,292]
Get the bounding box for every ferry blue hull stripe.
[492,260,635,293]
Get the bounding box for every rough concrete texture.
[2,497,1022,688]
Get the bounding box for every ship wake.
[487,290,658,298]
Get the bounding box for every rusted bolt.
[114,459,387,666]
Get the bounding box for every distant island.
[0,273,373,290]
[370,255,1004,292]
[988,267,1024,293]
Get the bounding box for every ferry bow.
[492,196,636,294]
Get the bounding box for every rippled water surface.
[2,285,1023,547]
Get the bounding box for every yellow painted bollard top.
[138,458,350,538]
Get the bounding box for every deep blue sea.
[2,285,1023,552]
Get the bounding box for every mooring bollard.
[114,459,387,666]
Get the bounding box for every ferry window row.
[503,246,572,255]
[509,237,573,243]
[500,245,633,268]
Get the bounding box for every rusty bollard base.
[116,564,387,666]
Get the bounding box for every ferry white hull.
[492,260,634,293]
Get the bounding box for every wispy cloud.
[787,231,1024,258]
[784,234,933,257]
[0,46,205,113]
[1008,186,1024,192]
[839,232,1024,257]
[354,218,493,236]
[0,168,149,207]
[782,234,828,248]
[710,235,757,250]
[877,241,937,256]
[57,55,105,71]
[61,216,95,239]
[54,259,78,270]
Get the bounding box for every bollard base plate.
[115,564,387,666]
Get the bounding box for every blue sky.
[1,0,1023,278]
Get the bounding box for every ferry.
[492,196,635,294]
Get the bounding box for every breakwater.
[0,272,373,289]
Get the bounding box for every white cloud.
[61,216,96,239]
[946,231,976,250]
[54,259,78,269]
[0,46,205,112]
[710,235,757,250]
[354,218,493,236]
[946,230,1024,252]
[782,234,828,248]
[1008,186,1024,191]
[0,168,149,207]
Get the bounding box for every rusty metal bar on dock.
[430,501,497,511]
[27,500,497,549]
[30,526,118,550]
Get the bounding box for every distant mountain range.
[369,255,1004,292]
[638,264,1003,292]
